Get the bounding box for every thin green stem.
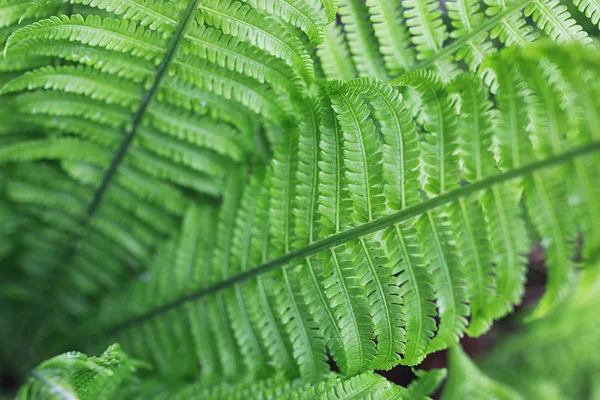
[101,141,600,337]
[388,0,534,84]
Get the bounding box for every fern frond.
[146,105,247,161]
[0,137,224,195]
[525,0,591,43]
[13,91,129,126]
[172,55,291,123]
[60,159,191,216]
[327,81,385,222]
[196,0,314,80]
[17,344,135,400]
[5,15,166,60]
[3,0,600,391]
[446,0,496,72]
[408,368,446,399]
[225,169,274,377]
[0,65,141,107]
[573,0,600,27]
[243,0,326,45]
[479,267,600,398]
[318,0,337,22]
[0,0,35,28]
[246,177,299,379]
[268,129,329,381]
[448,74,498,335]
[525,173,578,317]
[328,81,404,369]
[292,100,359,378]
[316,23,356,81]
[382,222,436,366]
[316,99,376,375]
[393,75,470,343]
[77,45,600,383]
[484,0,538,47]
[345,78,420,210]
[162,371,410,400]
[182,204,222,382]
[394,69,459,195]
[337,0,387,80]
[3,39,155,81]
[156,77,258,135]
[364,0,415,74]
[23,0,182,33]
[183,22,303,92]
[402,0,458,80]
[206,170,250,379]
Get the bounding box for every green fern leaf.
[5,15,166,60]
[484,0,538,47]
[337,0,387,80]
[183,22,303,92]
[364,0,415,74]
[196,0,314,80]
[0,65,141,107]
[17,345,135,400]
[243,0,326,45]
[403,0,458,80]
[525,0,591,43]
[316,23,357,81]
[23,0,182,33]
[573,0,600,27]
[3,0,600,393]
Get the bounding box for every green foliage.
[1,0,599,398]
[16,344,135,400]
[122,372,416,399]
[480,267,600,399]
[441,345,523,400]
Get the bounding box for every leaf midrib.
[100,141,600,337]
[184,32,296,87]
[72,0,199,235]
[198,4,303,67]
[39,0,199,306]
[11,21,165,54]
[388,0,535,84]
[174,58,283,112]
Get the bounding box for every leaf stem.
[101,141,600,337]
[388,0,535,84]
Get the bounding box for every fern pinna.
[0,0,599,398]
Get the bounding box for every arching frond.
[573,0,600,27]
[17,344,135,400]
[316,23,356,81]
[23,0,182,32]
[338,0,387,80]
[1,65,142,107]
[5,15,167,60]
[402,0,458,80]
[446,0,496,72]
[183,22,303,92]
[2,0,600,394]
[195,0,314,80]
[243,0,326,45]
[86,45,600,382]
[364,0,415,75]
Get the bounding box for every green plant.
[1,0,599,398]
[16,344,136,400]
[444,266,600,399]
